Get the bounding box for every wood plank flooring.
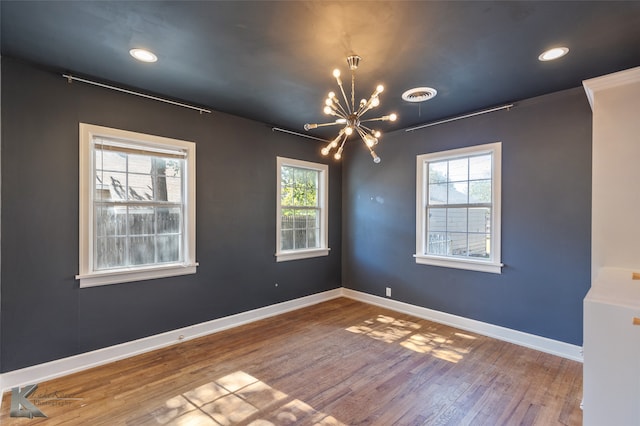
[0,298,583,425]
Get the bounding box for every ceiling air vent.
[402,87,437,103]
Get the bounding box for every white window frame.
[415,142,502,274]
[77,123,197,287]
[276,156,329,262]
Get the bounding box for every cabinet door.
[583,299,640,426]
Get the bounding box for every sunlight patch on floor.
[346,315,476,363]
[150,371,345,425]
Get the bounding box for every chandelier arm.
[337,81,351,114]
[359,124,376,133]
[351,70,356,112]
[306,121,346,129]
[331,101,349,118]
[338,132,349,150]
[359,116,387,123]
[355,127,371,146]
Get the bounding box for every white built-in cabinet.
[582,67,640,426]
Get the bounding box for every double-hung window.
[416,142,502,273]
[276,157,329,262]
[77,123,197,287]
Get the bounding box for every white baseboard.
[0,288,342,393]
[342,288,583,362]
[1,286,582,396]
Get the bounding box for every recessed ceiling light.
[129,48,158,63]
[538,47,569,62]
[402,87,437,103]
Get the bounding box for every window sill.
[414,254,502,274]
[276,248,330,262]
[76,263,198,288]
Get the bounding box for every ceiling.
[2,1,640,139]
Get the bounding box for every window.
[416,142,502,273]
[77,123,197,287]
[276,157,329,262]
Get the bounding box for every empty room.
[1,1,639,425]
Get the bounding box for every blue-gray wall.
[0,58,342,372]
[342,88,592,346]
[0,57,592,374]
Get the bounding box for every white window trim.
[77,123,197,287]
[415,142,503,274]
[276,156,329,262]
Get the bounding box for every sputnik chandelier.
[304,55,397,163]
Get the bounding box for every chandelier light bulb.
[376,85,384,94]
[345,126,353,135]
[364,135,376,147]
[374,130,381,138]
[325,98,333,106]
[321,147,330,156]
[324,106,332,115]
[389,113,397,121]
[371,97,380,107]
[333,69,341,78]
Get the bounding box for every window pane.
[128,173,153,201]
[428,183,448,205]
[429,161,448,183]
[448,158,468,182]
[165,176,182,203]
[96,150,126,172]
[469,155,491,180]
[428,208,446,231]
[427,232,449,255]
[290,168,319,207]
[96,206,114,237]
[129,236,155,265]
[98,171,127,201]
[157,235,180,263]
[448,232,468,256]
[469,207,490,233]
[281,230,293,250]
[469,179,491,204]
[157,207,181,234]
[294,229,307,249]
[468,233,490,258]
[128,153,152,174]
[95,206,127,237]
[128,207,155,236]
[281,210,294,229]
[448,182,468,204]
[293,210,306,229]
[447,208,467,232]
[307,228,319,248]
[95,237,126,269]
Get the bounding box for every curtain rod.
[62,74,212,114]
[405,104,514,132]
[272,127,329,142]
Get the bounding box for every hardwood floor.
[0,298,583,425]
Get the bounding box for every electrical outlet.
[386,287,391,297]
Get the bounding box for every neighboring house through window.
[77,123,197,287]
[276,157,329,262]
[416,142,502,273]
